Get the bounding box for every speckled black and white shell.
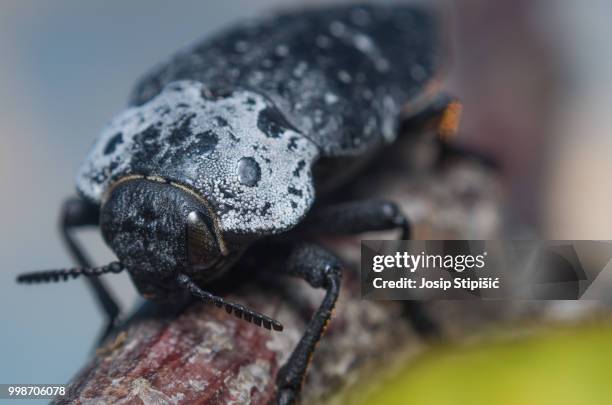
[77,4,443,235]
[77,81,318,234]
[130,4,442,155]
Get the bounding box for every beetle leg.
[402,93,497,168]
[437,138,498,169]
[60,196,121,341]
[297,199,439,337]
[275,243,341,405]
[401,93,460,137]
[431,95,495,166]
[299,199,411,239]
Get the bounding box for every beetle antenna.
[16,261,124,284]
[176,273,283,332]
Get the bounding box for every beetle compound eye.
[237,157,261,187]
[186,211,220,269]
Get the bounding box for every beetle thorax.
[77,80,320,237]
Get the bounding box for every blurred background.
[1,0,611,403]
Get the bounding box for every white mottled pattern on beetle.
[77,80,319,235]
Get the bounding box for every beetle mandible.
[17,4,463,403]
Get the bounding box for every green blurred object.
[335,325,612,405]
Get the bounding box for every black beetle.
[17,4,462,403]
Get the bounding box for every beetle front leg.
[276,243,341,405]
[61,196,121,341]
[297,199,439,337]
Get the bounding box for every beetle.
[17,4,463,403]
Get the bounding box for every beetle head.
[100,178,239,299]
